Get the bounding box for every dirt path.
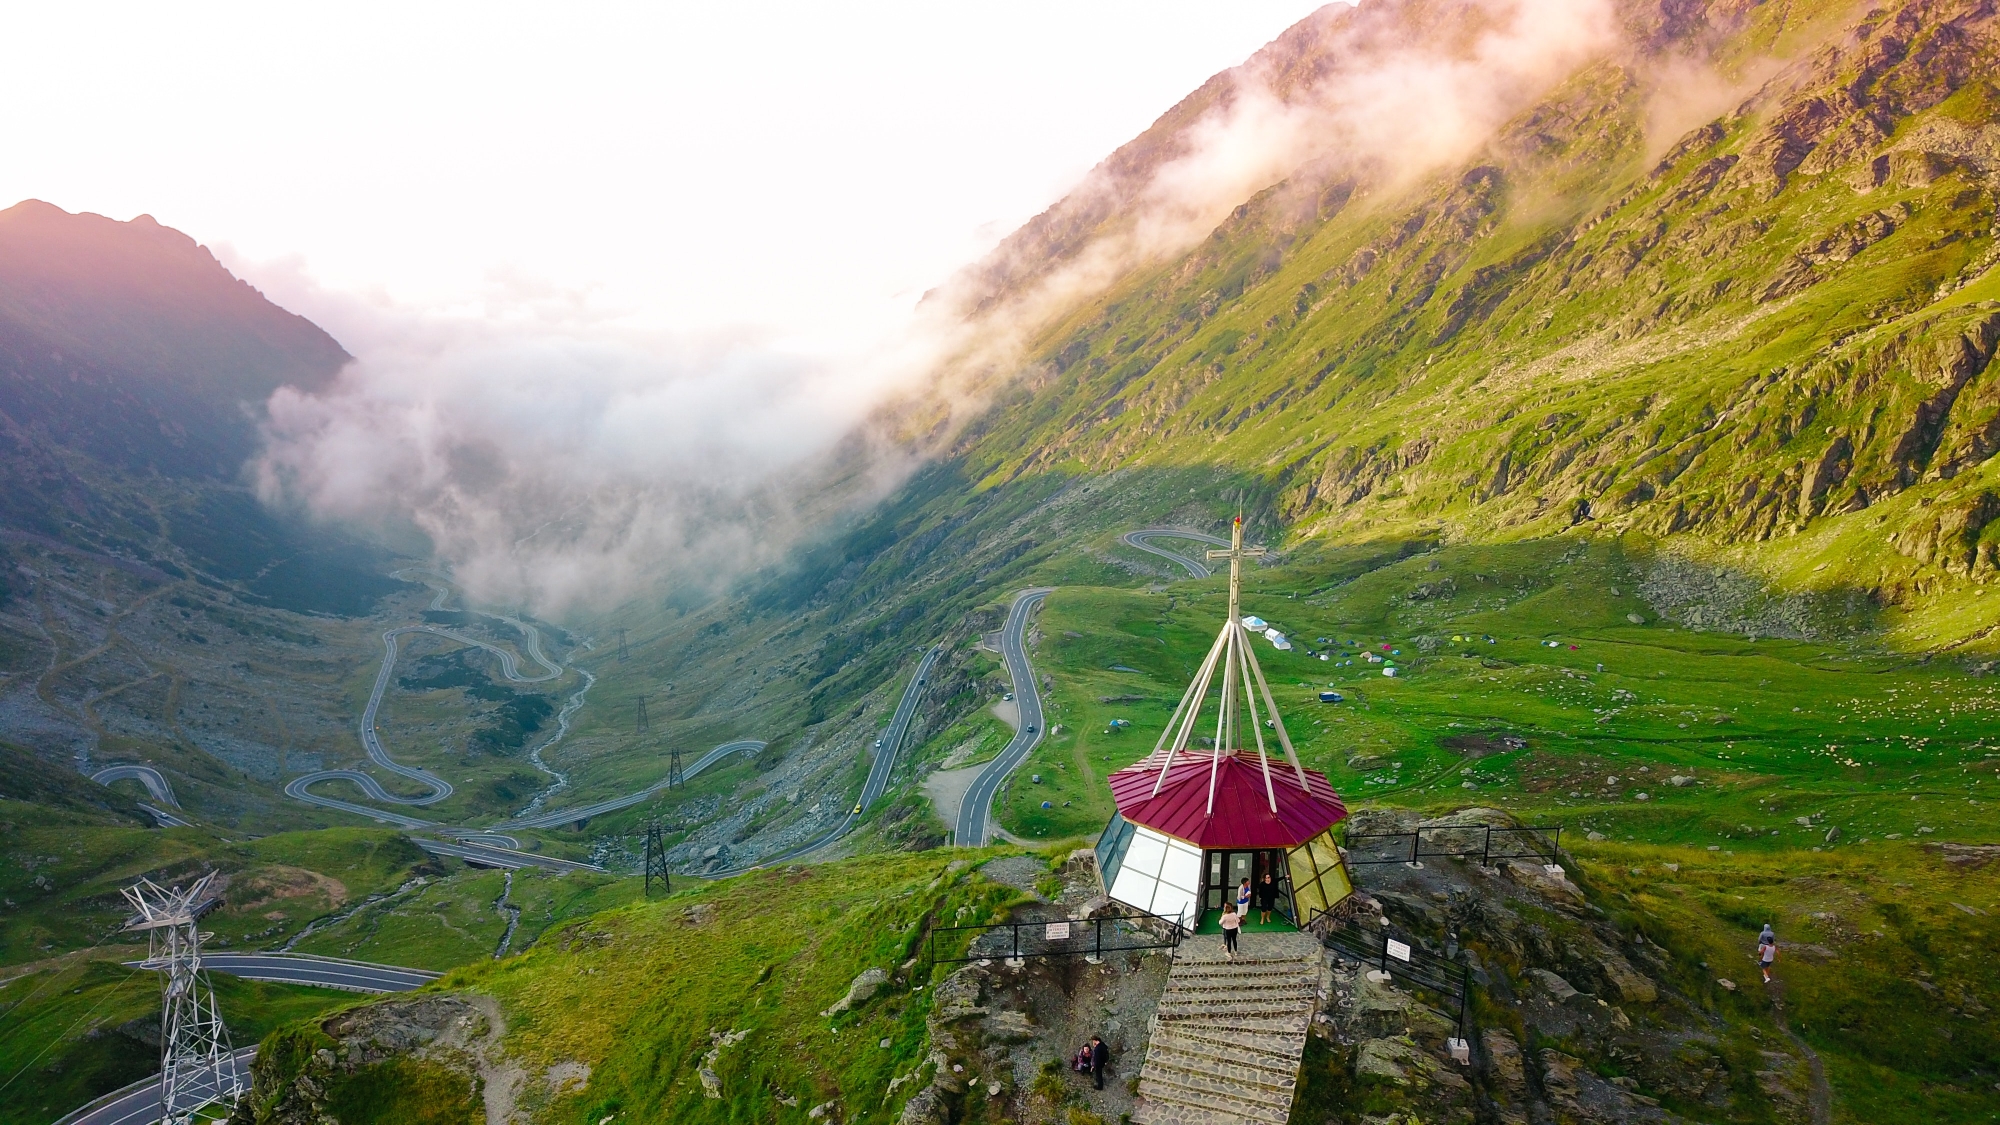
[1769,983,1831,1125]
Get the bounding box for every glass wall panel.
[1296,856,1328,920]
[1105,825,1195,919]
[1308,832,1345,881]
[1122,829,1168,881]
[1319,851,1353,904]
[1149,878,1199,926]
[1285,829,1355,925]
[1161,839,1203,893]
[1095,813,1133,891]
[1108,863,1156,913]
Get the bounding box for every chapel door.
[1226,851,1256,911]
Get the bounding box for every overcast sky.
[2,2,1327,348]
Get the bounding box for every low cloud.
[250,0,1641,613]
[929,0,1624,404]
[248,272,933,615]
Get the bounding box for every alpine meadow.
[5,2,2000,1124]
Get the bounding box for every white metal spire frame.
[1140,517,1312,816]
[122,872,242,1124]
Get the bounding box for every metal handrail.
[922,906,1187,968]
[1345,823,1562,866]
[1323,920,1471,1034]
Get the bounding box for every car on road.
[1026,724,1036,733]
[874,739,883,748]
[853,802,863,814]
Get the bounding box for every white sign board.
[1045,921,1072,941]
[1386,939,1412,962]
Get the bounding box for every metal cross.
[1206,516,1266,625]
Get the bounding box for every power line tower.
[666,741,684,790]
[643,820,670,895]
[635,696,650,734]
[617,628,629,662]
[122,872,242,1124]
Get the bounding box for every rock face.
[230,993,592,1125]
[231,996,499,1125]
[822,968,889,1017]
[1304,807,1815,1124]
[897,853,1172,1125]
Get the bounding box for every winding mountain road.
[956,588,1053,846]
[863,645,941,812]
[90,764,176,806]
[414,837,605,873]
[499,739,767,829]
[136,952,439,994]
[58,1048,257,1125]
[1121,528,1228,579]
[63,955,439,1125]
[707,646,939,874]
[338,620,565,807]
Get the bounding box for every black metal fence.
[922,908,1186,968]
[1321,918,1471,1033]
[1346,823,1562,866]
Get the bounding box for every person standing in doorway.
[1236,875,1253,922]
[1089,1036,1109,1090]
[1757,924,1778,984]
[1256,869,1279,924]
[1220,902,1242,958]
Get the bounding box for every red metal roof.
[1108,753,1346,849]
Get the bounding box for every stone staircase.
[1133,930,1326,1125]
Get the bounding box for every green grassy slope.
[239,852,1031,1125]
[1002,536,2000,847]
[926,0,2000,647]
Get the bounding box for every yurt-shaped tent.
[1094,520,1354,931]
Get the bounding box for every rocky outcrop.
[229,993,592,1125]
[1309,806,1815,1125]
[822,968,889,1017]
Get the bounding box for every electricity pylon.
[644,820,671,895]
[635,696,650,734]
[617,628,629,662]
[122,872,241,1124]
[666,741,684,790]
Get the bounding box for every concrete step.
[1152,1021,1307,1059]
[1172,954,1316,971]
[1132,1098,1282,1125]
[1137,1069,1293,1125]
[1159,980,1316,1000]
[1135,935,1320,1125]
[1156,996,1315,1020]
[1143,1038,1302,1090]
[1168,968,1320,984]
[1151,1011,1311,1039]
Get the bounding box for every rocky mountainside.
[0,203,406,821]
[0,201,398,613]
[910,0,2000,641]
[0,199,348,478]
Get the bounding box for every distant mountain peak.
[0,199,350,478]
